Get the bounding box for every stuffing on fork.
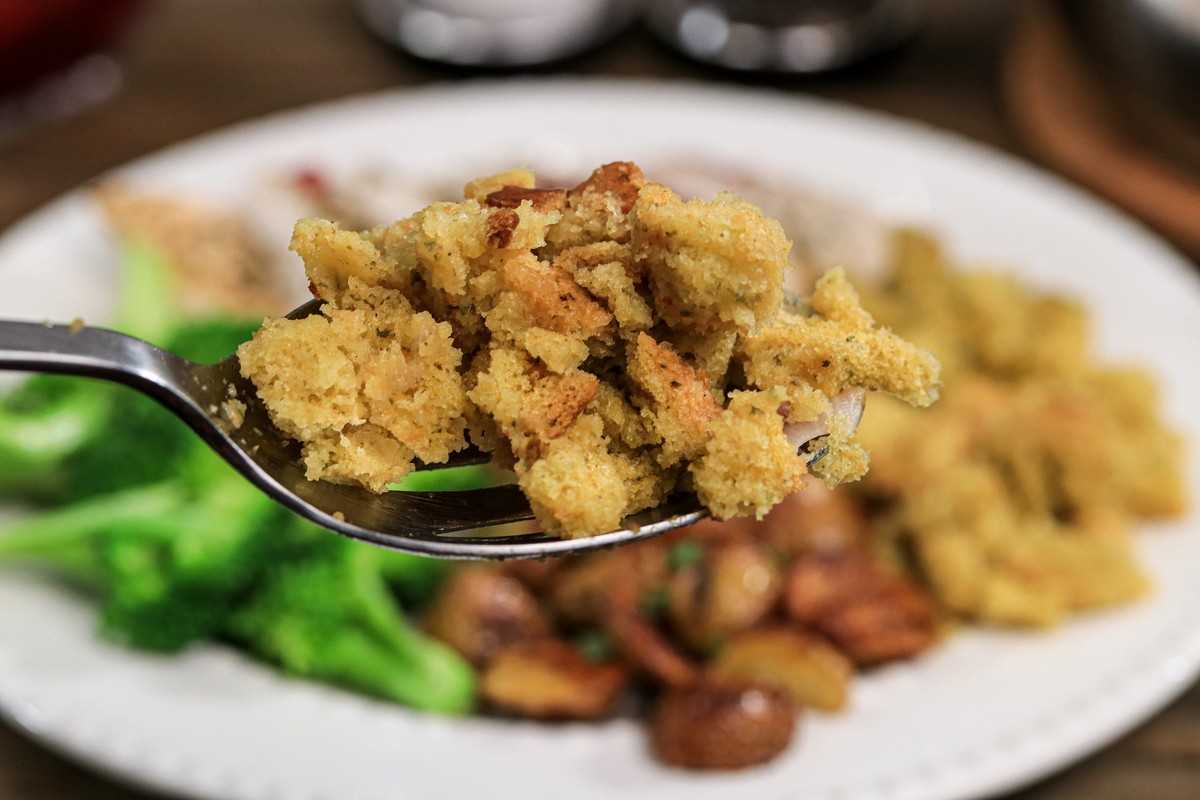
[238,162,941,538]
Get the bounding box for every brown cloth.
[1003,2,1200,262]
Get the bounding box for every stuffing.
[241,164,940,538]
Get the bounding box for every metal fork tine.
[2,313,861,559]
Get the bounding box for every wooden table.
[1,1,1198,797]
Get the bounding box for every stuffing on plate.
[851,229,1187,626]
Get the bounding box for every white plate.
[1,79,1199,800]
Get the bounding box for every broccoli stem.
[226,537,476,716]
[350,547,474,713]
[320,628,476,715]
[0,483,186,585]
[0,231,476,708]
[111,240,180,343]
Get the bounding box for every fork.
[0,303,857,560]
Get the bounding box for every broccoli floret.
[161,317,262,364]
[54,383,198,501]
[377,549,449,608]
[0,242,261,502]
[112,239,181,343]
[0,236,474,713]
[0,325,258,502]
[0,376,112,500]
[48,316,262,500]
[224,532,476,715]
[0,446,476,712]
[0,374,199,502]
[0,446,286,651]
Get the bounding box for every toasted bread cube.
[691,389,808,520]
[627,333,722,468]
[632,185,789,337]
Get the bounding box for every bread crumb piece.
[221,398,246,429]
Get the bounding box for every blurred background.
[1,0,1198,797]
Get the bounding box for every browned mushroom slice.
[665,537,781,653]
[604,603,701,688]
[783,551,938,666]
[499,557,564,593]
[650,679,797,770]
[423,566,549,665]
[817,583,939,666]
[599,575,700,687]
[480,640,629,719]
[758,479,868,558]
[547,541,669,627]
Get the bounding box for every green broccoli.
[50,316,261,500]
[377,549,449,609]
[0,375,113,500]
[223,531,476,715]
[110,238,182,344]
[0,241,261,502]
[390,464,496,493]
[0,445,286,651]
[0,235,475,714]
[378,464,502,608]
[0,445,476,714]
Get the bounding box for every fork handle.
[0,318,189,399]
